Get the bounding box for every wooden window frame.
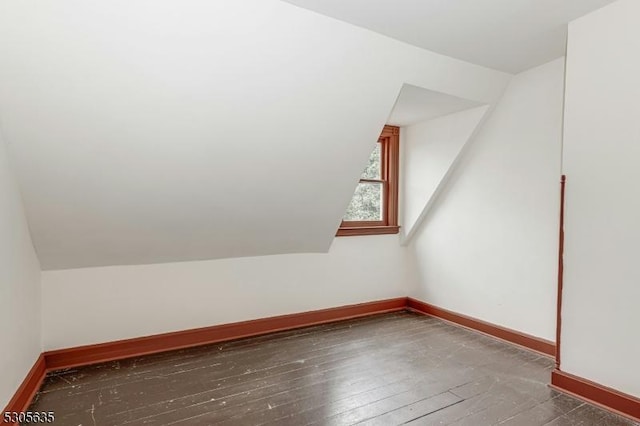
[337,125,400,237]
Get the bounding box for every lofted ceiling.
[0,0,509,270]
[283,0,616,73]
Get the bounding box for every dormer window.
[337,125,400,236]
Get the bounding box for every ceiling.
[0,0,509,270]
[283,0,617,73]
[387,85,484,127]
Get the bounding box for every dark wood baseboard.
[17,296,640,425]
[44,297,408,370]
[1,354,46,425]
[551,369,640,422]
[406,297,556,357]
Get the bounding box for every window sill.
[336,225,400,237]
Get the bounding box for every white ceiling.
[387,85,484,127]
[0,0,509,270]
[283,0,616,73]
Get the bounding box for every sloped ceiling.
[387,84,483,127]
[0,0,510,270]
[284,0,616,73]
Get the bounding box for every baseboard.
[26,296,640,424]
[1,354,46,425]
[406,297,556,357]
[551,369,640,422]
[44,297,408,370]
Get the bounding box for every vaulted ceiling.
[0,0,509,270]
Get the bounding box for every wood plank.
[26,312,635,426]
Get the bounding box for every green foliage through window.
[344,144,383,221]
[360,144,381,179]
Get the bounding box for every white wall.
[407,58,565,341]
[42,235,411,350]
[0,0,510,271]
[0,130,41,408]
[561,0,640,397]
[401,105,489,238]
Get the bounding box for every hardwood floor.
[28,312,637,425]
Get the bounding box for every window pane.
[360,143,381,179]
[344,182,383,221]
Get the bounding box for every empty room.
[1,0,639,425]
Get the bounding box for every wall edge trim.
[555,174,566,368]
[406,297,556,357]
[15,297,639,424]
[1,354,46,425]
[551,369,640,422]
[43,297,408,370]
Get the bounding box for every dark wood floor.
[29,312,637,425]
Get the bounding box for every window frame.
[337,125,400,237]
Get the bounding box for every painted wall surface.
[561,0,640,397]
[401,105,489,239]
[0,0,510,270]
[42,235,411,350]
[408,58,565,341]
[0,132,41,408]
[284,0,617,73]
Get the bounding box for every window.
[337,125,400,236]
